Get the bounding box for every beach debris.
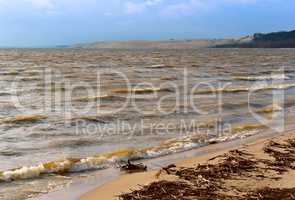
[118,180,238,200]
[246,187,295,200]
[263,138,295,173]
[176,149,256,183]
[155,164,177,179]
[162,164,177,174]
[120,150,256,199]
[119,137,295,200]
[120,160,147,173]
[119,179,241,200]
[154,170,161,179]
[119,180,195,200]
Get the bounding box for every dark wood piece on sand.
[120,160,147,173]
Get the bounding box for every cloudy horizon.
[0,0,294,47]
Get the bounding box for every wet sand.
[79,131,295,200]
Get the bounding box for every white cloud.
[160,0,257,17]
[104,12,113,16]
[0,0,55,10]
[0,0,259,15]
[25,0,55,10]
[124,0,162,14]
[161,0,204,16]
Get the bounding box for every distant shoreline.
[1,29,295,49]
[72,29,295,49]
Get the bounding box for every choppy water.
[1,48,295,199]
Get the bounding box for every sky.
[0,0,294,47]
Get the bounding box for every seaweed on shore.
[119,138,295,200]
[263,138,295,173]
[119,150,256,200]
[119,180,242,200]
[246,187,295,200]
[176,150,257,183]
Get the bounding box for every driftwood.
[155,164,177,179]
[162,164,176,174]
[120,160,147,173]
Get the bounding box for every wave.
[208,124,265,144]
[0,151,134,182]
[112,87,173,94]
[1,70,19,76]
[195,83,295,95]
[74,95,115,102]
[146,64,174,69]
[160,76,178,81]
[69,116,107,124]
[0,92,11,96]
[0,115,47,124]
[256,104,283,114]
[20,77,42,82]
[47,138,103,148]
[0,149,23,157]
[233,74,289,81]
[232,123,266,133]
[0,123,267,182]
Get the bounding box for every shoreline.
[32,125,295,200]
[79,130,295,200]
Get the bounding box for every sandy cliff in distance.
[72,39,233,49]
[72,29,295,49]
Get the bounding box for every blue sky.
[0,0,294,47]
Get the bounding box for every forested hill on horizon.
[215,29,295,48]
[72,29,295,49]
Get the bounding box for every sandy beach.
[1,1,295,199]
[80,131,295,200]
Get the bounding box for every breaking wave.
[146,64,175,69]
[233,74,289,81]
[112,87,173,94]
[0,123,267,182]
[255,104,283,114]
[74,95,115,102]
[0,115,47,124]
[195,83,295,95]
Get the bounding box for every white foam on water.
[1,165,45,181]
[196,83,295,94]
[233,74,290,81]
[0,124,266,182]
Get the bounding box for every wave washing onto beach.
[0,123,266,182]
